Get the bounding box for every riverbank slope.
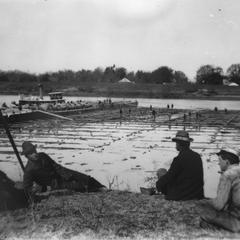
[1,190,239,240]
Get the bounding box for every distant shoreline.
[1,91,240,101]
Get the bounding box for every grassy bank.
[1,191,239,240]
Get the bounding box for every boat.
[6,110,72,123]
[19,91,65,106]
[17,85,138,117]
[49,100,138,116]
[1,100,138,123]
[0,84,138,123]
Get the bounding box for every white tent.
[118,78,132,83]
[228,82,239,86]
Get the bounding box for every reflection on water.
[1,115,239,198]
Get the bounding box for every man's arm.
[23,170,34,195]
[210,174,231,211]
[156,157,181,192]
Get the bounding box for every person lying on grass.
[199,147,240,232]
[21,141,107,198]
[156,130,204,201]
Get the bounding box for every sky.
[0,0,240,79]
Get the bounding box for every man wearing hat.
[199,147,240,232]
[156,130,204,200]
[22,141,107,197]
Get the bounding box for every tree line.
[196,64,240,85]
[0,63,240,85]
[0,66,187,85]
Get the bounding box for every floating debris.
[131,167,142,170]
[80,163,88,166]
[65,162,74,165]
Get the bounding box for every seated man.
[199,147,240,232]
[22,141,107,197]
[156,130,204,200]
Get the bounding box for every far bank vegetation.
[1,63,240,98]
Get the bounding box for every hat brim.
[172,137,193,142]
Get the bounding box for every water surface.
[1,113,238,198]
[1,94,240,110]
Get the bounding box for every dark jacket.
[156,148,204,201]
[24,152,104,194]
[0,170,28,211]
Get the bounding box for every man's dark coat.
[24,152,104,194]
[156,148,204,201]
[0,170,28,211]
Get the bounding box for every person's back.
[156,130,204,201]
[166,148,204,200]
[221,164,240,217]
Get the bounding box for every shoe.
[199,218,219,230]
[140,187,156,195]
[98,187,109,192]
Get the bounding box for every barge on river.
[0,84,138,123]
[1,91,138,124]
[2,100,138,123]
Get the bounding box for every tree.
[76,69,94,83]
[226,64,240,85]
[173,71,188,84]
[103,66,116,82]
[115,67,126,80]
[135,70,151,83]
[19,72,37,82]
[196,65,223,85]
[92,67,103,82]
[0,71,8,82]
[126,71,135,82]
[38,73,51,82]
[151,66,174,84]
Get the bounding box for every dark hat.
[216,147,239,161]
[172,130,193,142]
[21,141,36,156]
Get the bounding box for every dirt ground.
[1,106,240,239]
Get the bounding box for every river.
[1,94,240,110]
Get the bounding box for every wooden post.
[0,110,25,171]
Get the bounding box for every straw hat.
[172,130,193,142]
[21,141,36,155]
